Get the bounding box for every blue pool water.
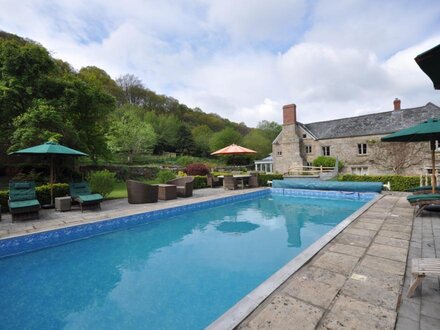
[0,193,368,329]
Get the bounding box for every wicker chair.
[207,173,221,188]
[248,172,259,188]
[166,176,194,197]
[126,180,159,204]
[223,175,238,190]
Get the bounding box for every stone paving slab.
[318,294,396,330]
[238,193,420,330]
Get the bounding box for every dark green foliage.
[258,174,284,186]
[0,183,70,211]
[338,174,420,191]
[193,176,207,189]
[0,190,9,211]
[185,163,210,176]
[312,156,344,170]
[210,127,242,151]
[87,170,117,197]
[157,170,176,183]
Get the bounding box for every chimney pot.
[283,104,297,125]
[393,98,401,110]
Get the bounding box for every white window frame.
[322,146,330,156]
[351,166,369,175]
[305,145,312,154]
[357,143,367,155]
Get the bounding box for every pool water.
[0,194,367,329]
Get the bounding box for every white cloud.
[1,0,439,127]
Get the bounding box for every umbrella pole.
[431,140,437,194]
[50,155,54,205]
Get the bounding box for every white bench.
[407,258,440,297]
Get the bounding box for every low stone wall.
[80,165,160,180]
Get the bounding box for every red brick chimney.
[393,98,401,110]
[283,104,297,125]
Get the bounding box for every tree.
[78,66,121,99]
[192,125,214,156]
[368,141,426,174]
[242,129,272,159]
[257,120,282,142]
[116,74,146,106]
[0,39,55,153]
[209,127,242,151]
[107,113,157,163]
[8,99,76,151]
[175,124,196,155]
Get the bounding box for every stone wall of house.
[280,126,432,175]
[272,124,304,174]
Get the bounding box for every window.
[322,146,330,156]
[357,143,367,155]
[305,145,312,154]
[302,134,307,138]
[351,166,368,175]
[277,151,282,156]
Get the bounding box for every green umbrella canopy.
[9,141,88,156]
[415,43,440,90]
[382,118,440,193]
[381,118,440,143]
[8,141,87,206]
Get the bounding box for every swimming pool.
[0,190,375,329]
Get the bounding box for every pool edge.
[206,193,383,330]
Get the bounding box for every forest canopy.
[0,31,281,163]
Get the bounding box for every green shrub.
[176,156,196,167]
[312,156,344,170]
[0,190,8,212]
[87,170,117,198]
[157,170,176,183]
[338,174,420,191]
[36,183,70,205]
[193,176,207,189]
[258,174,283,186]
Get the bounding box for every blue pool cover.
[272,179,383,193]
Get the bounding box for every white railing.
[420,172,439,186]
[284,165,336,177]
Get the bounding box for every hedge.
[338,174,420,191]
[0,183,70,212]
[258,174,283,186]
[193,176,207,189]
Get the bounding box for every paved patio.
[238,192,440,330]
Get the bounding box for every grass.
[107,179,163,199]
[107,181,128,199]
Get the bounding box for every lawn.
[107,179,162,199]
[107,181,128,199]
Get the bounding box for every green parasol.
[382,118,440,193]
[9,141,88,205]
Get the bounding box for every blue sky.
[1,0,440,126]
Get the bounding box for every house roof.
[302,102,440,140]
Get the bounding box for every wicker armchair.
[166,176,194,197]
[223,175,238,190]
[207,173,221,188]
[126,180,159,204]
[248,172,259,188]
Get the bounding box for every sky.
[1,0,440,127]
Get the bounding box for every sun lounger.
[407,258,440,297]
[407,193,440,216]
[406,185,440,194]
[69,181,103,212]
[8,181,41,221]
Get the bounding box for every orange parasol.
[210,144,257,155]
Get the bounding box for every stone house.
[272,99,440,176]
